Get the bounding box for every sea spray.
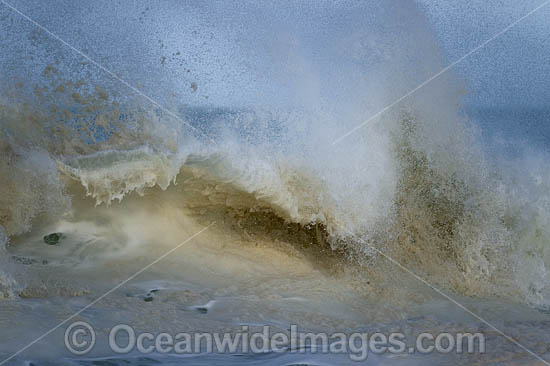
[0,0,549,310]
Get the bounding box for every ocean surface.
[1,1,550,365]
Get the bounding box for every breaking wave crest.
[2,94,549,309]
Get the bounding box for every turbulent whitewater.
[2,1,550,364]
[1,77,550,308]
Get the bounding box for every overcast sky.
[418,0,550,109]
[2,1,550,113]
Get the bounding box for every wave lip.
[58,147,182,205]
